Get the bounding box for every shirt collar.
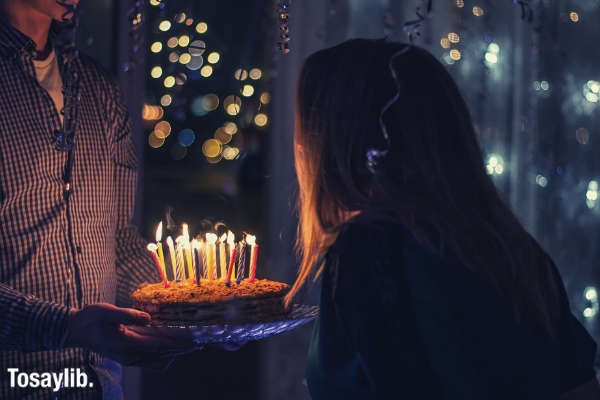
[0,17,37,58]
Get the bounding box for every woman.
[285,39,599,399]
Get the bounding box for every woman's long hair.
[285,39,561,339]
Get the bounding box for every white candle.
[182,224,194,280]
[205,233,218,280]
[166,236,177,282]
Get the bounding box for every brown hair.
[284,39,561,339]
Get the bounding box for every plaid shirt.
[0,20,158,399]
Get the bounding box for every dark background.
[77,0,600,398]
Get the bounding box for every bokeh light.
[185,18,194,26]
[223,122,238,135]
[535,174,548,187]
[222,146,240,160]
[168,51,180,63]
[202,139,222,158]
[189,40,206,56]
[186,56,204,71]
[249,68,262,80]
[149,0,161,6]
[200,65,213,77]
[178,128,195,147]
[178,35,190,47]
[260,92,271,104]
[241,84,254,97]
[142,104,164,121]
[234,69,248,81]
[150,41,162,53]
[214,127,232,144]
[207,52,220,64]
[223,95,242,116]
[150,66,163,78]
[485,154,504,175]
[569,11,579,23]
[160,94,172,107]
[456,0,464,7]
[196,22,208,34]
[254,113,268,127]
[449,49,461,61]
[448,32,460,43]
[170,143,187,160]
[158,20,172,31]
[148,131,165,148]
[175,12,186,23]
[167,37,178,48]
[163,76,175,88]
[154,120,172,139]
[202,94,220,111]
[576,127,590,145]
[472,6,484,16]
[583,80,600,103]
[440,37,450,49]
[179,53,191,65]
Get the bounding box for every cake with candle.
[131,278,290,324]
[132,222,291,324]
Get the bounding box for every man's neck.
[0,2,52,58]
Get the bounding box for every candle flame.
[246,234,256,246]
[155,221,163,242]
[175,235,185,245]
[147,243,158,252]
[182,223,189,240]
[166,236,174,246]
[219,233,227,243]
[206,232,218,244]
[227,230,235,244]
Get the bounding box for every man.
[0,1,191,398]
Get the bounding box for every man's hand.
[65,303,197,368]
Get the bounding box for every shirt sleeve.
[549,260,598,393]
[328,223,437,398]
[0,282,71,351]
[107,83,159,308]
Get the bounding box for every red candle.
[147,244,169,288]
[247,235,259,283]
[225,246,238,285]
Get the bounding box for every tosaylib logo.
[7,368,94,392]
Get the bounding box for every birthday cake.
[131,278,290,324]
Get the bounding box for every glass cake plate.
[126,304,319,347]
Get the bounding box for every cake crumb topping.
[132,279,289,304]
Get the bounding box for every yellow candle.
[155,222,167,280]
[219,234,227,280]
[166,236,177,282]
[227,231,236,280]
[206,233,217,280]
[182,224,194,281]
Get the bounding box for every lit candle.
[192,239,201,285]
[206,233,218,280]
[246,234,259,283]
[166,236,177,282]
[147,243,169,287]
[182,224,194,281]
[227,231,236,280]
[236,239,247,284]
[175,236,186,281]
[219,234,227,280]
[225,245,238,286]
[155,222,167,280]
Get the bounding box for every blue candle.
[193,246,201,285]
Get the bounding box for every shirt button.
[76,246,82,254]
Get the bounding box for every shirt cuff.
[26,299,73,351]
